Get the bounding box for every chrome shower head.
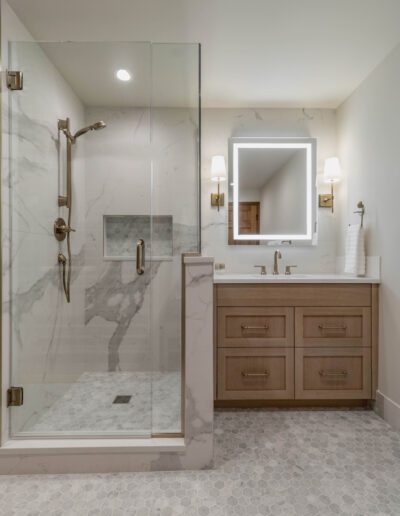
[73,121,106,139]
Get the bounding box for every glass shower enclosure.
[5,41,200,438]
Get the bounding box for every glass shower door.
[150,43,201,434]
[7,41,154,437]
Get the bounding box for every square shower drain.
[113,395,132,404]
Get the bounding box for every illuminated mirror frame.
[229,137,317,244]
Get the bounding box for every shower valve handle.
[54,217,76,242]
[62,225,76,233]
[57,224,76,234]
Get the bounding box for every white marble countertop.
[183,255,214,265]
[214,273,380,284]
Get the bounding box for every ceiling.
[7,0,400,108]
[38,42,199,108]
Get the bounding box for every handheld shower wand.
[55,118,106,302]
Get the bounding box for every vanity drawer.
[218,307,294,347]
[217,284,372,307]
[295,347,371,399]
[217,348,294,400]
[295,307,371,347]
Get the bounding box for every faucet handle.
[254,265,267,275]
[285,265,297,275]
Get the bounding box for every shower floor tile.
[28,371,181,435]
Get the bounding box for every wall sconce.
[210,155,226,211]
[319,157,342,213]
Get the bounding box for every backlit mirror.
[228,137,316,245]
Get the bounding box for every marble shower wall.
[84,106,199,377]
[1,6,200,440]
[1,35,87,433]
[1,46,199,435]
[201,108,339,273]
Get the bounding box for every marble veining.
[1,410,400,515]
[2,39,201,446]
[85,260,162,372]
[25,371,181,435]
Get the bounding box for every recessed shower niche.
[104,215,173,260]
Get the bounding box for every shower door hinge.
[6,71,23,90]
[7,387,24,407]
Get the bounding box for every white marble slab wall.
[155,255,214,469]
[84,106,199,380]
[201,108,339,273]
[0,255,213,474]
[1,4,88,437]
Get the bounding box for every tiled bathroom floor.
[1,409,400,515]
[27,372,181,435]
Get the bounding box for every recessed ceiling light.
[116,69,132,82]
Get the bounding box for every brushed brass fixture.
[241,324,269,331]
[7,386,24,407]
[58,253,69,302]
[54,217,75,241]
[285,265,297,275]
[210,191,225,210]
[318,324,347,332]
[319,369,348,377]
[322,157,342,213]
[254,265,267,275]
[136,239,145,275]
[6,70,23,90]
[319,192,333,209]
[58,253,67,264]
[241,371,270,377]
[57,118,106,302]
[273,250,282,275]
[354,201,365,227]
[210,155,226,211]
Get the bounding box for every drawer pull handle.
[318,324,347,331]
[241,324,269,331]
[241,370,270,377]
[319,369,348,378]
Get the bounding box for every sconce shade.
[323,157,342,183]
[211,155,227,182]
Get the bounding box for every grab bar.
[136,239,145,275]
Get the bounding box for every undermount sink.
[213,272,379,284]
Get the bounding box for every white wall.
[337,42,400,418]
[260,150,307,235]
[201,108,338,273]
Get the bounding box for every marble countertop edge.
[214,273,380,284]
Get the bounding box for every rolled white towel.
[344,224,366,276]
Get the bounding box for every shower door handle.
[136,239,145,275]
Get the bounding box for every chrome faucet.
[273,250,282,275]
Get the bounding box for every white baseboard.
[375,390,400,431]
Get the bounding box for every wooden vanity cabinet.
[214,283,378,404]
